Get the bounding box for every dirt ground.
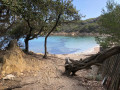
[0,46,104,90]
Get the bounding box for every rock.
[90,65,99,80]
[3,74,15,80]
[91,65,99,75]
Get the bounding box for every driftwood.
[64,46,120,76]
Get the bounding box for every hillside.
[53,18,101,36]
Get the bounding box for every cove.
[21,36,98,54]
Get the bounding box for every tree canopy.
[0,1,14,36]
[97,0,120,49]
[1,0,80,55]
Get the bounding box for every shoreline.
[37,45,100,60]
[51,32,100,37]
[54,45,100,60]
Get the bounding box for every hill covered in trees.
[53,17,101,36]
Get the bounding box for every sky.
[72,0,120,20]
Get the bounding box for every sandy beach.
[54,45,100,60]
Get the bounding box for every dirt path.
[10,55,87,90]
[13,73,87,90]
[0,46,103,90]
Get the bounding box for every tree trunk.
[24,19,32,53]
[43,14,61,58]
[43,37,47,58]
[64,46,120,76]
[24,37,29,53]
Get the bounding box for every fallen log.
[64,46,120,76]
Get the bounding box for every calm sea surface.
[21,36,98,54]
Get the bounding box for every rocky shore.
[51,32,100,36]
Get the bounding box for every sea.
[20,36,99,54]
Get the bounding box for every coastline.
[51,32,100,36]
[54,45,100,60]
[37,45,100,60]
[36,34,100,60]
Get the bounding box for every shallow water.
[21,36,98,54]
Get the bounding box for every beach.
[54,45,100,60]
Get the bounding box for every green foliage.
[2,0,79,37]
[0,1,13,36]
[55,18,100,33]
[9,21,29,40]
[97,0,120,48]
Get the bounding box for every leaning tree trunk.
[43,14,61,58]
[64,46,120,76]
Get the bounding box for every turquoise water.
[21,36,98,54]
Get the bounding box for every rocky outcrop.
[0,40,27,76]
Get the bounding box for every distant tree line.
[54,18,100,34]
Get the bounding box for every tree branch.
[46,14,61,38]
[64,46,120,76]
[29,26,44,40]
